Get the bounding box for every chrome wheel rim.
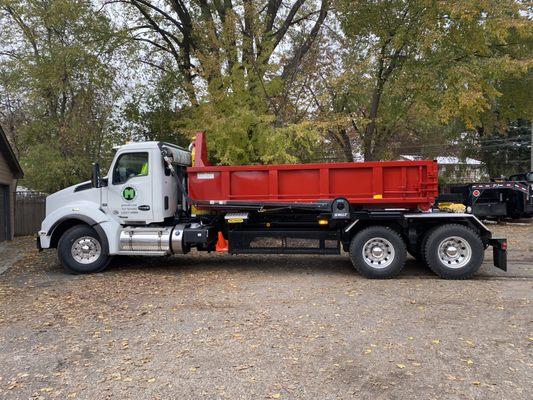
[437,236,471,269]
[362,237,395,269]
[71,236,101,264]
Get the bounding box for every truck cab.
[39,142,190,263]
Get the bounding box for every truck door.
[106,151,154,224]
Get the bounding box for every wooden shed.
[0,125,23,242]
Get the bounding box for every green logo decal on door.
[122,187,136,201]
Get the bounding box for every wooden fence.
[14,191,46,236]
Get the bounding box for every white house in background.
[399,155,486,183]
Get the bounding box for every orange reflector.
[318,219,328,225]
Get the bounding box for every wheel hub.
[371,246,384,259]
[362,238,395,269]
[71,237,101,264]
[445,245,458,257]
[438,236,471,269]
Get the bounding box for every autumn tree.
[117,0,330,164]
[0,0,124,192]
[326,0,532,161]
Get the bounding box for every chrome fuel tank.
[119,227,172,253]
[119,224,187,255]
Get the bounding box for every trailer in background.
[446,172,533,219]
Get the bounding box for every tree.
[0,0,124,192]
[330,0,532,161]
[116,0,330,164]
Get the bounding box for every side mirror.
[91,163,101,188]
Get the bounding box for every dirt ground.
[0,223,531,400]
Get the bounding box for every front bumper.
[489,238,507,271]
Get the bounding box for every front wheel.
[349,226,407,278]
[58,225,111,274]
[424,224,484,279]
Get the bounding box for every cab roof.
[113,141,189,152]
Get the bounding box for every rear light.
[501,241,507,250]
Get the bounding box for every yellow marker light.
[228,218,244,224]
[318,219,328,225]
[373,194,383,199]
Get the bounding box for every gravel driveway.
[0,223,531,399]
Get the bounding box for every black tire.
[58,225,111,274]
[349,226,407,278]
[424,224,484,279]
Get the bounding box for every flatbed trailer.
[448,177,533,219]
[37,134,507,279]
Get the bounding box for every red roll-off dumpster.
[187,133,439,211]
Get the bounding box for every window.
[112,152,149,185]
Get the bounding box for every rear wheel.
[349,226,407,278]
[58,225,111,274]
[424,224,484,279]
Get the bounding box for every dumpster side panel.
[187,161,438,210]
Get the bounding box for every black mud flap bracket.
[36,235,43,251]
[489,238,507,271]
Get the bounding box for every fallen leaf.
[466,359,474,365]
[396,364,406,369]
[271,394,281,399]
[147,378,156,383]
[472,381,481,386]
[235,364,253,371]
[431,339,440,345]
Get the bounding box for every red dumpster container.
[187,133,438,211]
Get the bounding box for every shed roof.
[0,124,23,179]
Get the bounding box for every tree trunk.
[338,129,354,162]
[328,129,353,162]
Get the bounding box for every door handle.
[138,205,150,211]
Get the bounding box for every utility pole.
[531,121,533,171]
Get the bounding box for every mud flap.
[489,238,507,271]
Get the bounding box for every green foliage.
[178,92,323,165]
[120,0,330,165]
[0,0,123,192]
[0,0,531,191]
[332,0,532,161]
[123,71,190,147]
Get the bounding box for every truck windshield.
[112,152,149,185]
